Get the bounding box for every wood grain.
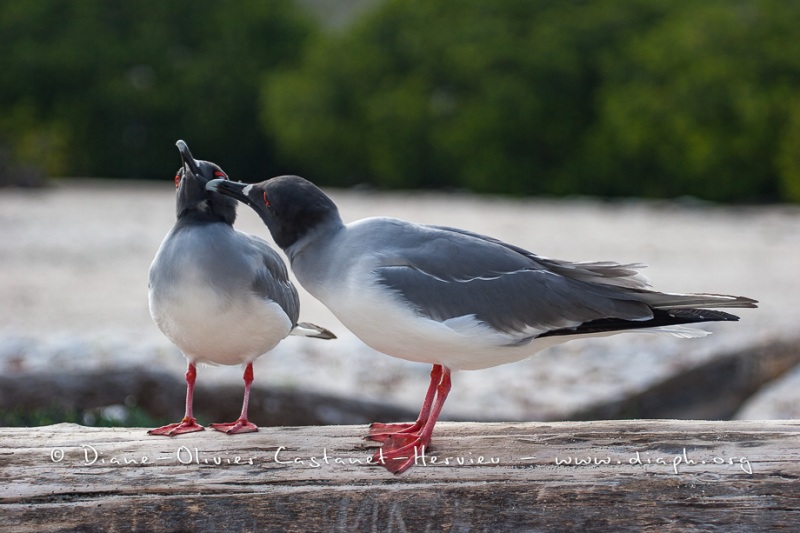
[2,420,799,531]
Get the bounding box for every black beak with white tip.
[176,139,202,176]
[207,175,341,250]
[206,178,281,240]
[173,141,236,224]
[207,179,253,205]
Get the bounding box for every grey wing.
[243,233,300,326]
[429,225,652,290]
[373,224,654,338]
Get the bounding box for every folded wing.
[374,224,756,342]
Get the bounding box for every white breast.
[149,225,292,366]
[149,279,291,366]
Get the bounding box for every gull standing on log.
[207,175,757,472]
[148,144,334,436]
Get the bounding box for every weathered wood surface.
[2,420,799,531]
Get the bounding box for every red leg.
[210,362,259,434]
[368,365,443,442]
[374,366,452,474]
[148,362,205,436]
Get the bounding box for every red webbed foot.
[148,417,205,436]
[373,433,431,474]
[370,365,452,474]
[210,418,258,434]
[209,363,259,435]
[367,421,424,443]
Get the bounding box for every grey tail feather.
[291,322,337,340]
[637,292,759,310]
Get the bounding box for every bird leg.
[210,362,259,434]
[373,365,452,474]
[367,364,443,442]
[148,362,205,436]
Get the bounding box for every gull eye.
[174,174,181,188]
[263,191,270,207]
[213,170,227,179]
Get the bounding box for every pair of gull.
[148,141,756,474]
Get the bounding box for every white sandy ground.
[1,179,799,420]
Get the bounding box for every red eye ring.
[214,171,227,178]
[174,174,181,188]
[263,191,270,207]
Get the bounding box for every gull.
[148,145,334,436]
[208,175,756,471]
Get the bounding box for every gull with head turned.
[208,175,757,473]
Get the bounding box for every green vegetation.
[0,403,165,428]
[0,0,316,183]
[2,0,800,201]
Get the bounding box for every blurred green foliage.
[2,0,800,201]
[0,403,164,428]
[265,0,800,201]
[0,0,316,183]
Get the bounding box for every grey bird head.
[174,140,237,225]
[206,175,340,249]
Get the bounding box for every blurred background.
[3,0,800,200]
[1,0,799,429]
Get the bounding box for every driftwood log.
[570,338,800,420]
[2,420,799,531]
[0,369,418,427]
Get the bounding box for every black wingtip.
[539,307,744,339]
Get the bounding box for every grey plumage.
[206,175,756,367]
[370,219,754,341]
[147,145,333,437]
[206,174,757,473]
[149,221,300,337]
